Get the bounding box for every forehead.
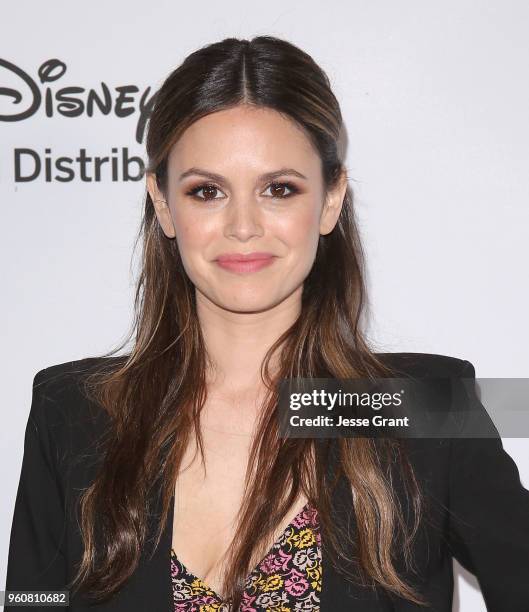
[167,105,321,176]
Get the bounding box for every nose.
[223,195,264,241]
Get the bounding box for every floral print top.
[170,501,321,611]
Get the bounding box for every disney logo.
[0,58,155,144]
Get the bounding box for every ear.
[319,168,348,235]
[145,171,176,239]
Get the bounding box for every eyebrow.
[178,167,308,184]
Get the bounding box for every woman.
[5,35,529,611]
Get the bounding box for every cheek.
[172,207,209,249]
[174,223,200,248]
[172,200,322,262]
[275,204,322,251]
[171,209,200,269]
[172,211,219,276]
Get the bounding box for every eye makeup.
[184,181,301,202]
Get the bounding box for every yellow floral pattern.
[171,502,321,611]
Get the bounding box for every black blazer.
[4,353,529,611]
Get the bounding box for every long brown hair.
[70,35,429,608]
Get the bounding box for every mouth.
[214,253,276,274]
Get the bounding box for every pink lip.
[215,252,276,273]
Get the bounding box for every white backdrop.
[2,1,528,610]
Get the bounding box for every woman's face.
[146,104,347,315]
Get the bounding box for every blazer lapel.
[319,438,395,611]
[142,481,174,611]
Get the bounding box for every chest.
[170,415,308,599]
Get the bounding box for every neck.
[195,287,302,393]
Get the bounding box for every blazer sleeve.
[4,368,68,609]
[448,359,529,611]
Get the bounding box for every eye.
[263,181,300,199]
[184,180,300,202]
[185,183,225,201]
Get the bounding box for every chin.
[222,299,278,314]
[213,289,282,311]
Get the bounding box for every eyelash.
[185,181,300,202]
